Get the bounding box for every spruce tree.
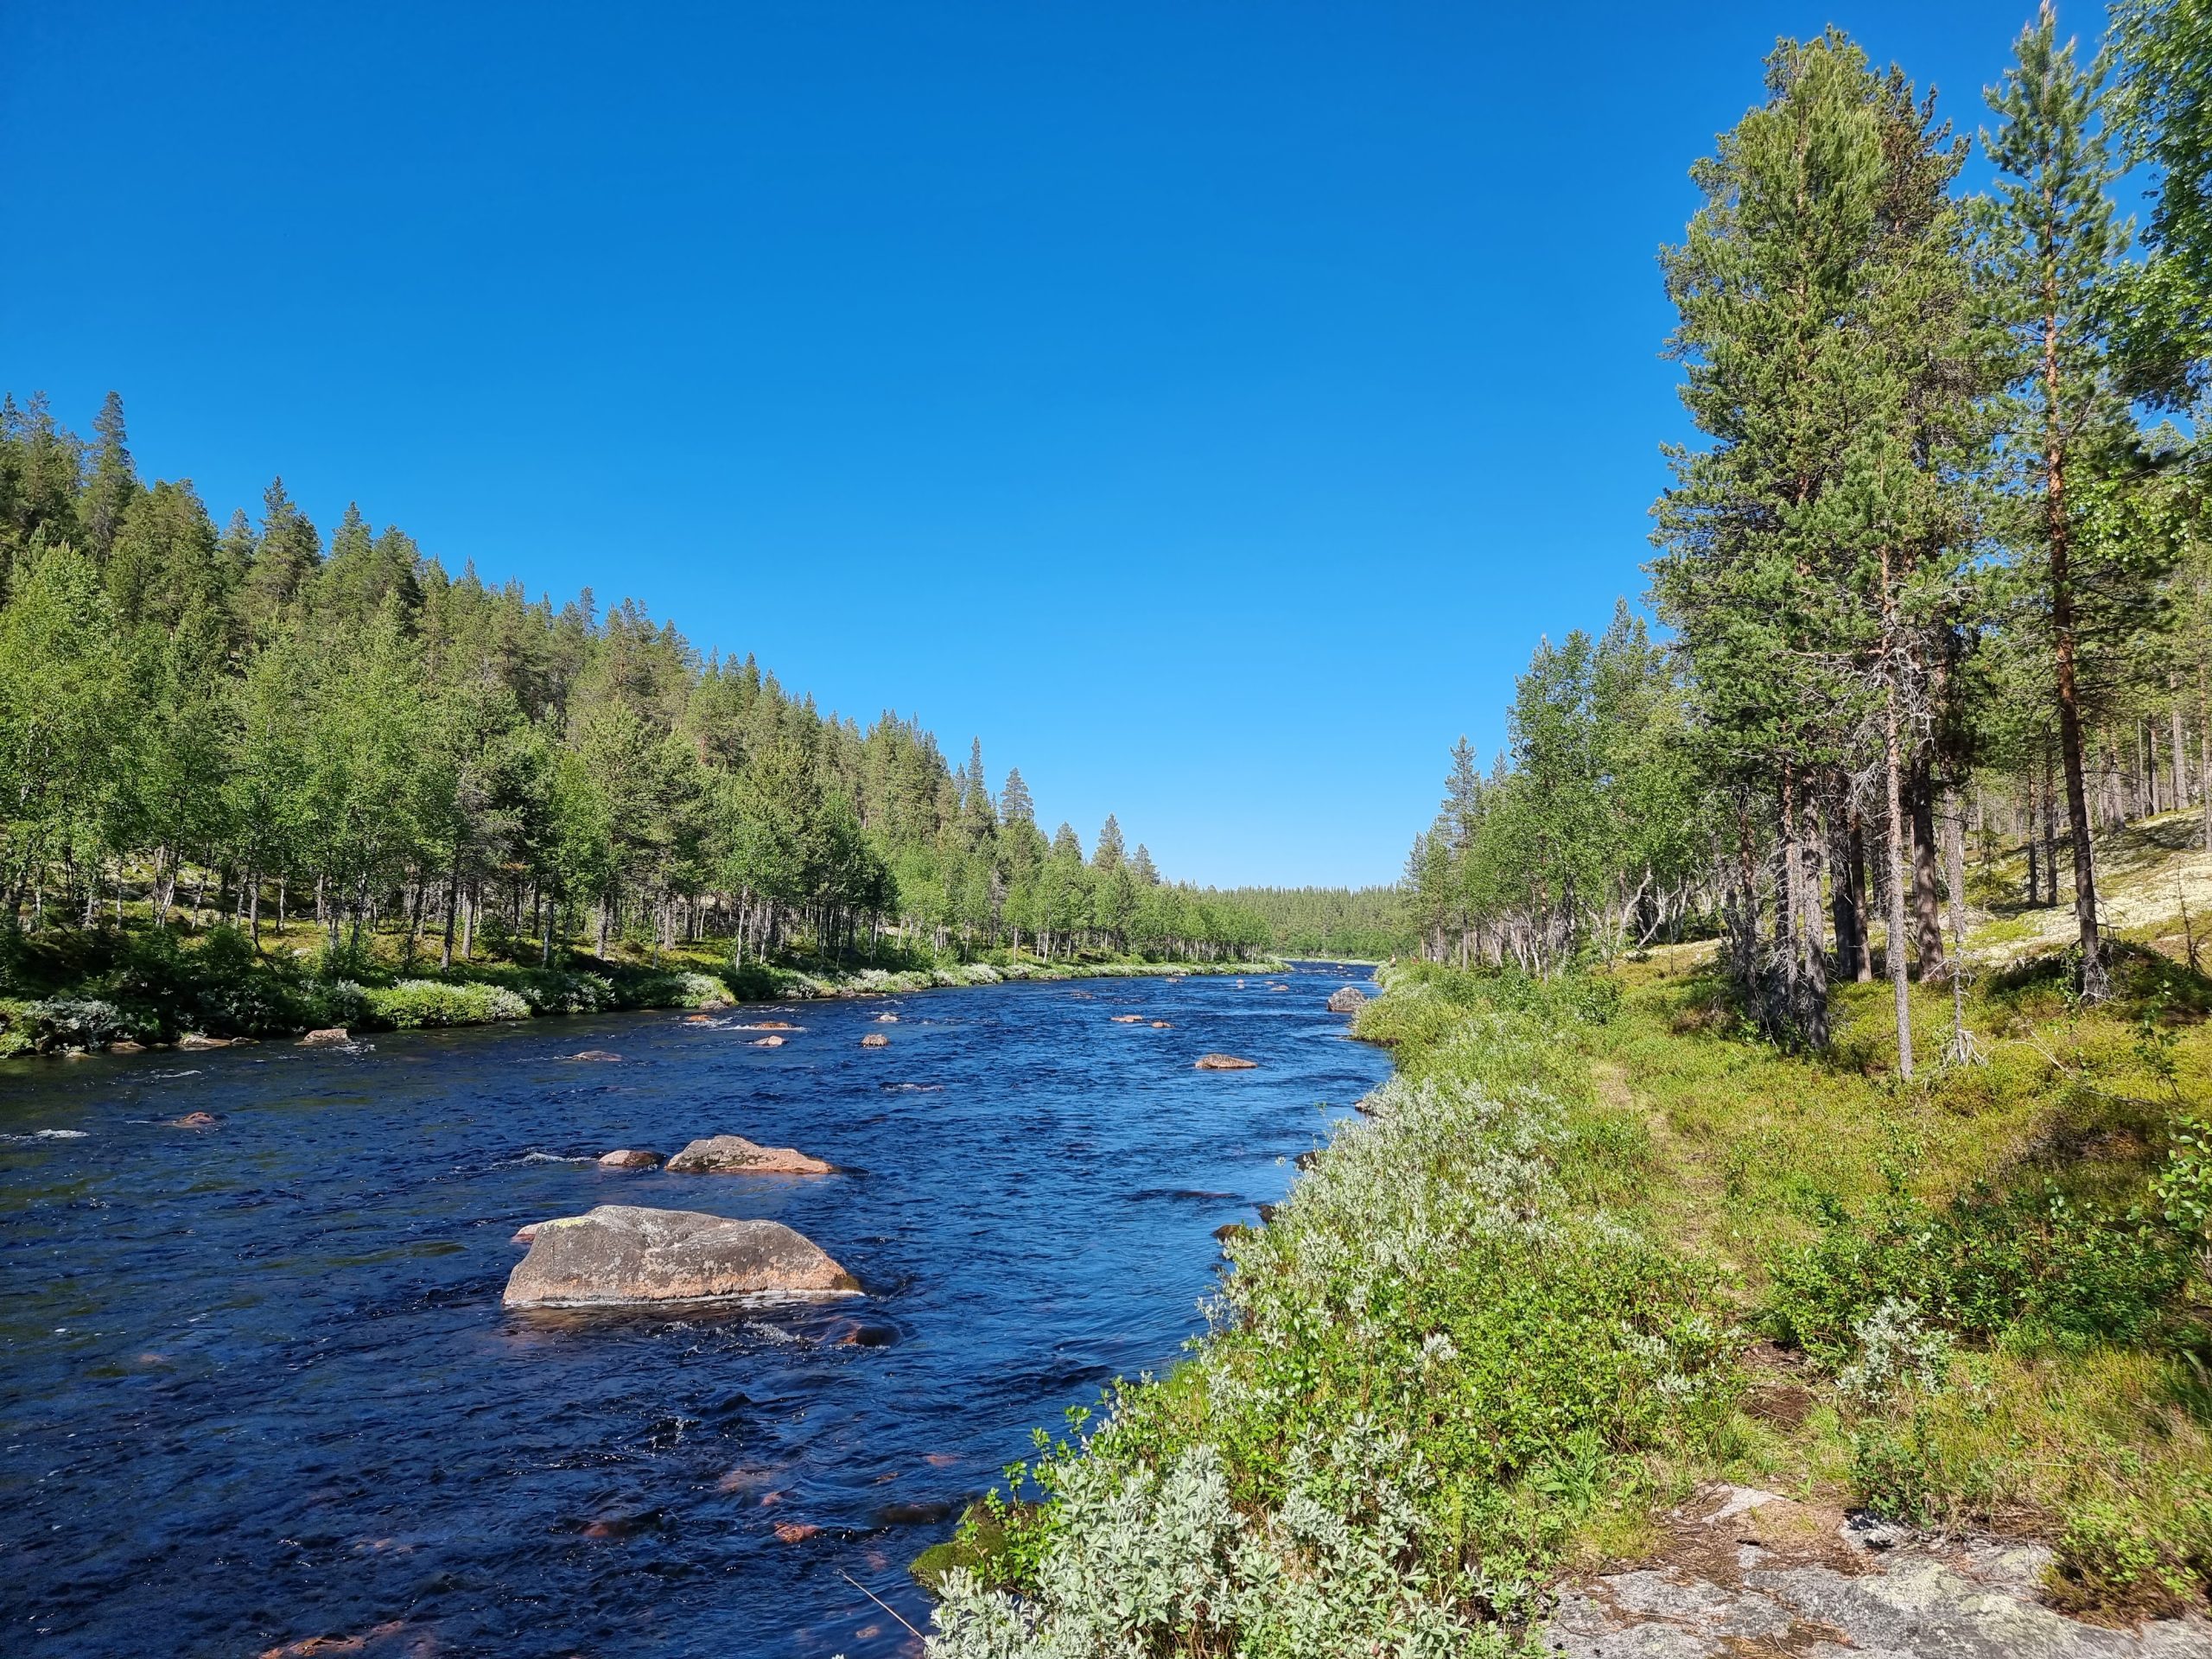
[79,391,138,564]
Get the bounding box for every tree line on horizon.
[1402,2,2212,1077]
[0,405,1282,972]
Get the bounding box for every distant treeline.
[0,396,1277,968]
[1206,885,1413,959]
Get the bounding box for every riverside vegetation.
[919,5,2212,1651]
[0,400,1344,1051]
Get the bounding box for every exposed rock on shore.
[1543,1484,2212,1657]
[502,1205,859,1307]
[664,1134,832,1174]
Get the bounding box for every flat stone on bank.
[502,1205,859,1308]
[665,1134,832,1174]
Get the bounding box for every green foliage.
[929,969,1734,1653]
[1766,1179,2190,1363]
[361,979,531,1029]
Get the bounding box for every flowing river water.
[0,963,1389,1658]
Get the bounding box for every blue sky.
[4,1,2076,885]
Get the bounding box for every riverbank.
[0,925,1286,1057]
[918,954,2212,1653]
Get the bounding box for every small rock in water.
[875,1012,899,1023]
[751,1035,785,1047]
[567,1049,621,1063]
[684,1014,715,1025]
[170,1111,223,1128]
[665,1134,832,1174]
[1213,1222,1249,1245]
[1193,1053,1258,1071]
[298,1027,352,1046]
[1110,1014,1145,1024]
[501,1205,858,1307]
[836,1322,899,1347]
[597,1148,663,1170]
[739,1020,800,1031]
[1294,1150,1319,1171]
[512,1223,542,1244]
[772,1521,821,1544]
[860,1033,890,1048]
[175,1033,232,1051]
[1151,1020,1172,1028]
[110,1039,145,1053]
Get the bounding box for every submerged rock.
[1110,1014,1145,1024]
[501,1205,859,1307]
[170,1111,222,1128]
[1326,986,1367,1014]
[568,1049,621,1063]
[298,1027,351,1046]
[1193,1053,1258,1071]
[665,1134,832,1174]
[875,1013,899,1023]
[597,1148,663,1170]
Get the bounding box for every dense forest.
[1204,884,1412,958]
[1402,3,2212,1077]
[0,400,1283,990]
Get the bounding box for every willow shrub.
[927,968,1738,1657]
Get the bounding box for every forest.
[1400,2,2211,1077]
[0,397,1288,1044]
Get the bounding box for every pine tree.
[1982,3,2146,1001]
[1000,766,1035,826]
[2111,0,2212,397]
[241,477,321,634]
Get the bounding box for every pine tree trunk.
[1882,558,1915,1081]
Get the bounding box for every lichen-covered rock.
[1193,1053,1257,1071]
[501,1205,859,1308]
[1326,986,1368,1014]
[664,1134,832,1174]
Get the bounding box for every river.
[0,963,1388,1657]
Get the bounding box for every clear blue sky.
[4,1,2075,885]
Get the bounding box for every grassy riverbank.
[918,949,2212,1651]
[0,921,1281,1057]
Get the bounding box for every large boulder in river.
[1326,986,1368,1014]
[298,1027,351,1046]
[502,1205,858,1308]
[1193,1053,1258,1071]
[665,1134,833,1174]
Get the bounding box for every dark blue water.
[0,964,1386,1658]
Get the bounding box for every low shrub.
[363,979,531,1029]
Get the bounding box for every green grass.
[1593,953,2212,1618]
[922,941,2212,1651]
